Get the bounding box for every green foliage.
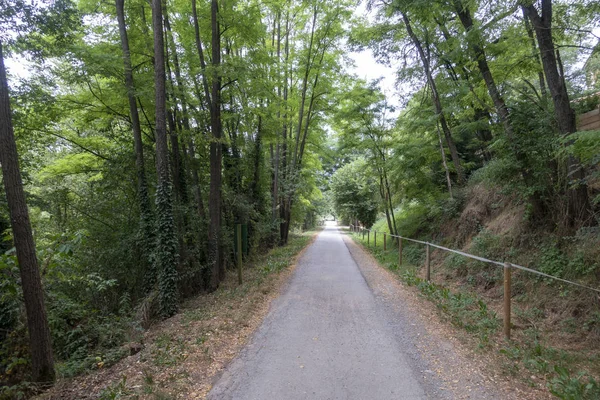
[330,158,378,227]
[550,366,600,400]
[155,181,178,318]
[258,231,314,276]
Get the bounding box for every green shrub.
[550,365,600,400]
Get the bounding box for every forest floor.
[35,230,319,400]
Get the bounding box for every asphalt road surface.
[208,225,455,399]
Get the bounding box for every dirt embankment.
[428,184,600,390]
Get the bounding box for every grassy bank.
[30,229,319,400]
[347,225,600,400]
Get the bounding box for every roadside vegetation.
[346,180,600,399]
[29,230,316,399]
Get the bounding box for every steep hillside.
[363,182,600,397]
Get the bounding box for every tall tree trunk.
[279,12,290,245]
[523,1,592,225]
[209,0,223,289]
[435,20,493,161]
[453,3,514,142]
[192,0,212,110]
[151,0,178,317]
[454,1,546,218]
[382,171,398,236]
[0,42,55,384]
[522,8,547,97]
[115,0,155,290]
[187,139,206,220]
[271,13,281,240]
[164,10,189,205]
[380,174,394,236]
[400,11,465,184]
[436,121,454,198]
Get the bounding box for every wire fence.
[348,224,600,339]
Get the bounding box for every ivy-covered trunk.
[209,0,224,290]
[152,0,178,317]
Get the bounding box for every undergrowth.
[3,230,317,400]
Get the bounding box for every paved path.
[208,225,447,400]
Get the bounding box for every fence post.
[374,231,377,247]
[383,233,387,251]
[504,262,512,339]
[398,237,403,266]
[425,243,431,281]
[236,223,242,285]
[367,230,370,245]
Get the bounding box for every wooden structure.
[577,107,600,131]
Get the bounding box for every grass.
[348,228,600,399]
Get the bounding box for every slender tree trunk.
[252,116,263,204]
[380,175,394,236]
[435,22,493,161]
[453,4,514,141]
[164,10,189,204]
[151,0,178,317]
[192,0,212,110]
[383,172,398,236]
[523,1,592,225]
[115,0,155,290]
[0,42,55,384]
[279,12,290,245]
[187,139,206,220]
[454,1,546,218]
[209,0,223,288]
[271,13,281,239]
[522,8,547,97]
[400,11,465,184]
[436,121,454,198]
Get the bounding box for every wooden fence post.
[374,231,377,248]
[426,243,431,281]
[398,238,403,266]
[367,230,370,245]
[504,262,512,339]
[236,224,242,285]
[383,233,387,251]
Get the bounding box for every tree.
[208,0,223,289]
[151,0,178,317]
[115,0,155,290]
[395,5,465,185]
[330,158,378,227]
[522,0,592,225]
[334,80,398,235]
[0,39,55,385]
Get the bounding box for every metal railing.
[349,224,600,339]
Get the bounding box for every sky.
[345,2,402,116]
